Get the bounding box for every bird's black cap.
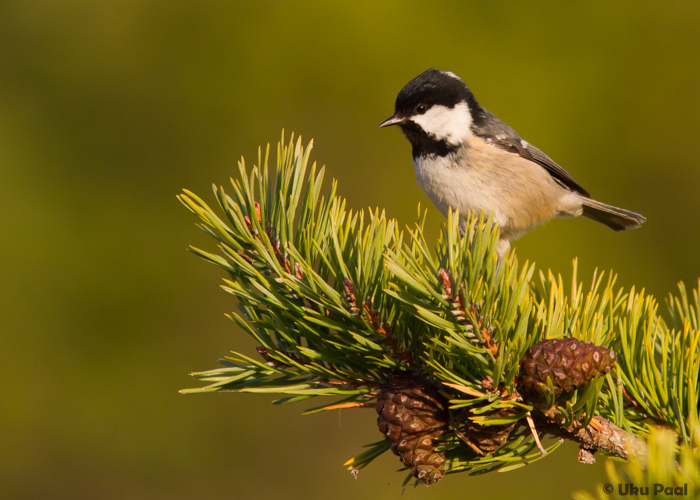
[393,68,482,120]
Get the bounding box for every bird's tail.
[581,198,646,232]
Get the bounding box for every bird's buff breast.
[413,141,568,240]
[414,155,489,216]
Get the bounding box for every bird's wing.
[481,135,591,198]
[472,109,590,197]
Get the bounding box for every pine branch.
[179,131,700,488]
[534,413,647,462]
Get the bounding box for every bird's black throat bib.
[399,121,459,159]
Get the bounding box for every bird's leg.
[458,218,482,238]
[494,239,511,273]
[497,239,510,259]
[458,219,468,238]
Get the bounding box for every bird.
[380,68,645,257]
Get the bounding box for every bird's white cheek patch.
[410,102,473,145]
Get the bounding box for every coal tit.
[380,68,645,256]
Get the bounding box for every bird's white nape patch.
[441,71,462,81]
[410,102,473,145]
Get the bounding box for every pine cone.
[375,378,448,485]
[518,338,616,407]
[460,406,520,455]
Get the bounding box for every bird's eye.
[415,104,427,114]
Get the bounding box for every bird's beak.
[379,114,405,128]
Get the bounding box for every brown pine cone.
[375,378,449,485]
[460,406,520,455]
[518,337,616,407]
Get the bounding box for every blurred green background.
[2,1,699,499]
